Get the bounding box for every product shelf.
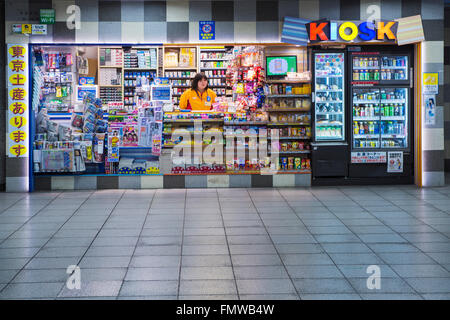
[266,108,311,112]
[268,123,310,126]
[266,94,311,98]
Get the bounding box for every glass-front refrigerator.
[313,52,345,142]
[350,51,410,152]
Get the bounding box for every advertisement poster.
[199,21,215,40]
[387,151,403,173]
[423,72,438,94]
[107,127,120,162]
[77,85,97,101]
[424,94,436,125]
[120,125,139,147]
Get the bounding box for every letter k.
[310,22,329,41]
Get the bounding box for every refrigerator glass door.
[352,88,381,149]
[352,55,380,82]
[380,55,409,81]
[314,53,345,141]
[380,88,408,149]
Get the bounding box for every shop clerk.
[179,73,217,111]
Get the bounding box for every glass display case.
[351,87,408,150]
[313,52,345,141]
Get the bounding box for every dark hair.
[191,73,208,93]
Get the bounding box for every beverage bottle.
[374,122,379,134]
[364,122,369,134]
[390,104,394,116]
[394,104,399,116]
[369,122,374,134]
[370,104,374,117]
[380,121,385,134]
[361,106,365,117]
[354,57,359,67]
[353,70,358,80]
[354,122,359,135]
[359,122,364,135]
[393,58,396,66]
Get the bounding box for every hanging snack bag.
[71,114,83,128]
[47,121,59,141]
[58,124,72,141]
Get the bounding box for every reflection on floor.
[0,184,449,300]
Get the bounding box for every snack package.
[294,157,302,170]
[288,157,294,170]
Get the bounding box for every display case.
[313,52,345,142]
[351,87,409,150]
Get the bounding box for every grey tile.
[119,280,178,296]
[144,1,166,21]
[125,267,179,281]
[182,255,232,267]
[275,244,324,254]
[58,280,122,297]
[237,279,296,295]
[240,293,299,300]
[180,280,237,295]
[360,293,423,300]
[229,244,277,255]
[130,256,181,268]
[337,265,399,278]
[92,237,138,247]
[391,264,449,278]
[0,270,20,283]
[0,282,64,299]
[300,293,361,300]
[367,243,421,253]
[181,267,234,280]
[347,277,415,294]
[183,245,229,255]
[13,269,67,283]
[232,254,282,266]
[403,278,450,293]
[281,253,334,266]
[421,293,450,300]
[286,265,344,279]
[359,234,408,243]
[25,257,80,270]
[294,279,356,294]
[134,245,181,256]
[0,247,41,259]
[377,252,437,265]
[271,234,317,244]
[80,268,127,281]
[322,243,372,254]
[234,266,289,279]
[315,234,361,243]
[329,253,383,265]
[85,246,135,257]
[79,256,131,268]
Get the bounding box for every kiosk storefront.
[2,0,445,191]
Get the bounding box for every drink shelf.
[381,134,406,138]
[381,66,407,70]
[353,66,380,70]
[316,112,344,115]
[353,100,380,104]
[269,150,311,154]
[353,116,379,121]
[354,134,379,139]
[315,90,343,93]
[381,116,406,121]
[315,122,343,126]
[316,136,343,140]
[268,136,310,140]
[268,123,310,126]
[267,94,311,98]
[315,75,343,78]
[316,101,343,104]
[380,100,406,104]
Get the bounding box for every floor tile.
[58,281,122,297]
[179,280,237,295]
[234,266,289,279]
[180,267,234,280]
[293,279,355,294]
[0,282,64,299]
[125,267,179,281]
[119,280,178,296]
[237,279,297,295]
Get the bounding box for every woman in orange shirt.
[179,73,217,111]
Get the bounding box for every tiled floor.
[0,184,449,300]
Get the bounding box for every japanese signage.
[351,152,387,164]
[77,85,98,101]
[151,85,171,101]
[387,151,403,173]
[423,72,439,94]
[40,9,55,24]
[22,24,32,34]
[199,21,215,40]
[306,20,398,43]
[107,127,120,162]
[12,24,22,33]
[7,44,29,158]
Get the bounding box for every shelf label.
[351,151,386,163]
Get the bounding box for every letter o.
[339,22,358,41]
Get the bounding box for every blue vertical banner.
[199,21,215,40]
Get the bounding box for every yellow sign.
[8,45,26,58]
[9,116,27,128]
[9,59,26,73]
[423,73,438,86]
[9,74,26,86]
[10,130,27,143]
[22,24,32,34]
[9,87,27,100]
[9,102,27,115]
[423,72,439,94]
[9,144,27,157]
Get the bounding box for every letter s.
[66,5,81,30]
